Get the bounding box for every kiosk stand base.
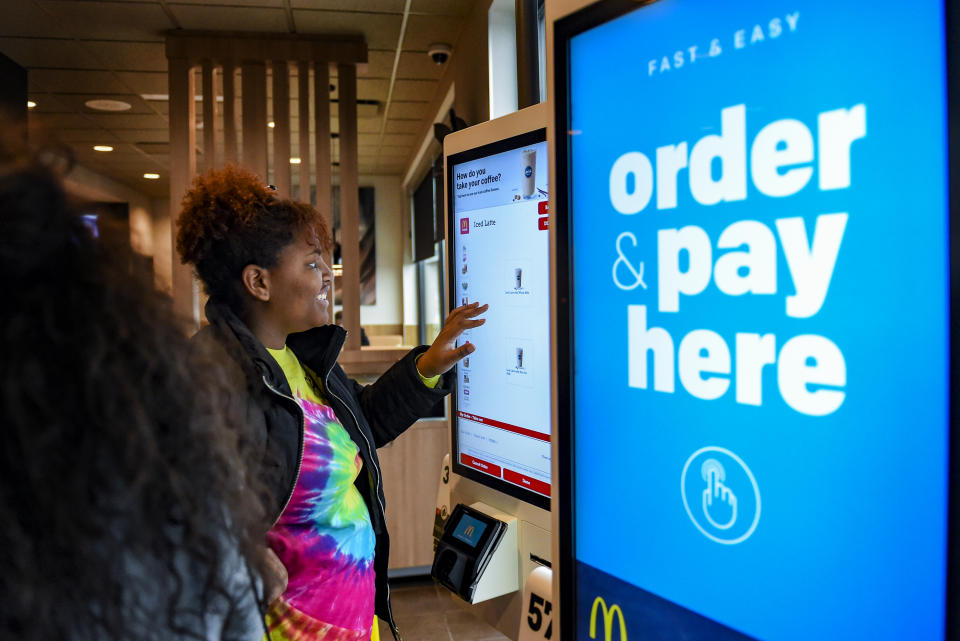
[470,503,518,603]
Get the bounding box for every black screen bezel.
[446,127,551,512]
[553,0,960,639]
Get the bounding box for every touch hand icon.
[701,459,736,530]
[681,446,760,544]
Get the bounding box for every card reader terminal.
[432,503,507,602]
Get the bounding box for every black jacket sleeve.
[346,346,452,448]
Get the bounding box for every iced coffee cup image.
[514,268,522,289]
[516,347,524,369]
[521,148,536,198]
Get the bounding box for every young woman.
[176,166,485,641]
[0,149,267,641]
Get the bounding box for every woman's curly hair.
[0,149,268,640]
[176,165,331,314]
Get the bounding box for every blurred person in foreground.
[0,146,274,641]
[176,166,486,641]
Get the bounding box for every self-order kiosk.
[433,102,553,640]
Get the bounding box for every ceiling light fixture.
[289,157,301,164]
[85,99,132,112]
[93,145,114,152]
[268,121,276,128]
[26,100,36,109]
[143,173,160,180]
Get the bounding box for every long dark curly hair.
[175,165,331,315]
[0,148,268,639]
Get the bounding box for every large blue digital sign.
[559,1,949,640]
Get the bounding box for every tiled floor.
[377,579,510,641]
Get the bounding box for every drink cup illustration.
[521,149,536,197]
[514,268,522,289]
[516,347,524,369]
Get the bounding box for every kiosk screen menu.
[449,130,551,509]
[556,1,951,640]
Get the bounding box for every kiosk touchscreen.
[552,1,955,640]
[447,121,551,510]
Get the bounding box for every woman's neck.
[242,306,288,351]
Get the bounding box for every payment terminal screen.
[452,513,488,547]
[449,132,551,508]
[561,1,949,640]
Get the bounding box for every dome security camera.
[428,43,452,65]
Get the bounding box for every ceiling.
[1,0,476,198]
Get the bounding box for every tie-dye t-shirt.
[264,345,376,641]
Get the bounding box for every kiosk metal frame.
[552,0,960,639]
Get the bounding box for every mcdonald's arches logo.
[464,525,475,537]
[589,596,627,641]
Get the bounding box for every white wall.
[488,0,519,119]
[152,198,172,295]
[360,174,403,327]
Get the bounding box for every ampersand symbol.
[612,231,647,291]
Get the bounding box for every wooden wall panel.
[222,61,237,164]
[378,420,448,569]
[241,61,267,179]
[313,61,332,266]
[168,57,197,331]
[338,63,361,350]
[271,60,291,196]
[201,60,217,171]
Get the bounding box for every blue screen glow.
[566,1,948,640]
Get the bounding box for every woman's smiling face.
[268,226,333,333]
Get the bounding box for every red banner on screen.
[458,411,551,443]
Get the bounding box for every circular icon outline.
[680,446,761,545]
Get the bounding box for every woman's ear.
[241,264,271,302]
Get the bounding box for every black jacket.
[194,301,452,640]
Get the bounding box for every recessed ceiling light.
[289,157,301,164]
[143,173,160,180]
[93,145,114,152]
[85,99,132,112]
[268,121,275,128]
[26,100,36,109]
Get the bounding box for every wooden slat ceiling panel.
[3,0,476,195]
